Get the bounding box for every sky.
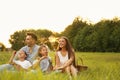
[0,0,120,48]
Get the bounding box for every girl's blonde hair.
[38,44,49,57]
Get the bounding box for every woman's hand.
[53,66,63,70]
[53,66,57,70]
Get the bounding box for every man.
[0,32,40,71]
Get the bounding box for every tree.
[9,30,27,50]
[61,17,89,47]
[64,16,120,52]
[0,42,6,51]
[73,25,94,51]
[35,29,53,49]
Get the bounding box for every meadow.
[0,51,120,80]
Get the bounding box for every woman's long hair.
[57,36,76,66]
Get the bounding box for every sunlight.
[49,36,58,43]
[0,0,120,48]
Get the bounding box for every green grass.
[0,51,120,80]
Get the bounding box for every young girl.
[8,50,32,71]
[53,36,77,77]
[32,44,53,73]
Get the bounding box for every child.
[8,50,32,71]
[32,44,53,73]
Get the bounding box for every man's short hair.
[26,32,37,41]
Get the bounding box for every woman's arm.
[62,55,74,68]
[53,52,61,70]
[56,53,75,70]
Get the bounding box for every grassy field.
[0,51,120,80]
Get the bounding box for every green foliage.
[61,17,89,46]
[9,30,27,50]
[35,29,53,49]
[73,25,94,51]
[62,17,120,52]
[93,19,120,52]
[0,42,6,51]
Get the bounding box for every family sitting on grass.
[0,32,78,77]
[8,44,52,73]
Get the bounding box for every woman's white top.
[57,51,69,66]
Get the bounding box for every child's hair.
[23,51,27,60]
[18,50,28,60]
[23,50,27,56]
[38,44,48,57]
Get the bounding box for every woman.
[53,36,77,77]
